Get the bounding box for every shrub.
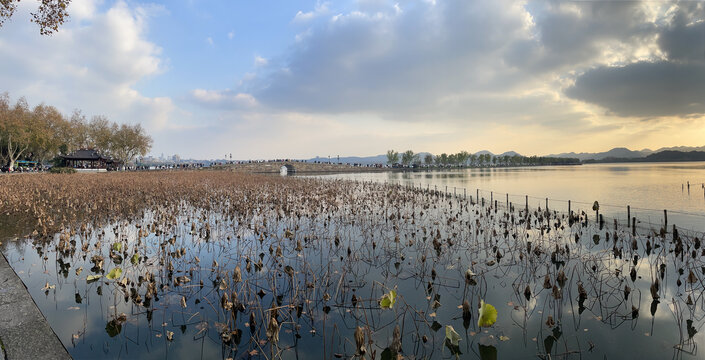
[49,167,77,174]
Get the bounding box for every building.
[60,149,120,171]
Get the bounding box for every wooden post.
[491,191,493,203]
[525,195,528,212]
[568,200,571,216]
[632,217,636,236]
[464,188,466,199]
[506,193,509,208]
[454,187,456,197]
[664,209,668,229]
[627,206,630,228]
[477,189,479,202]
[482,197,485,207]
[545,198,549,212]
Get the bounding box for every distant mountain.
[546,146,705,161]
[498,151,521,157]
[545,147,650,161]
[654,145,705,153]
[644,151,705,162]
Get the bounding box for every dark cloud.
[658,9,705,62]
[566,61,705,117]
[565,3,705,118]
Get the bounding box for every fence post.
[632,217,636,236]
[568,200,571,216]
[525,195,528,212]
[664,209,668,230]
[491,191,493,203]
[506,193,509,208]
[627,206,630,228]
[464,188,466,199]
[545,198,549,212]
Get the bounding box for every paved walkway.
[0,252,71,360]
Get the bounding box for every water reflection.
[315,162,705,231]
[2,175,705,359]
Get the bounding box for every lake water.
[312,162,705,232]
[3,170,705,359]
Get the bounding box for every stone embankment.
[0,253,71,360]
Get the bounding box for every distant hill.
[655,145,705,153]
[645,151,705,162]
[546,146,705,161]
[583,150,705,163]
[545,147,648,161]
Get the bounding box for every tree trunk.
[7,134,29,171]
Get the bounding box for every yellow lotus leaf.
[478,300,497,328]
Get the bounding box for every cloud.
[228,30,235,39]
[566,61,705,118]
[191,89,258,109]
[292,2,329,23]
[565,4,705,118]
[254,55,268,67]
[253,0,538,119]
[206,36,214,46]
[0,0,175,131]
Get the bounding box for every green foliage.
[379,289,397,309]
[106,268,123,280]
[386,150,399,165]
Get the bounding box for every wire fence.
[338,177,705,236]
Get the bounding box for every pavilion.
[60,149,119,170]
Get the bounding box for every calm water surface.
[314,162,705,231]
[2,172,705,359]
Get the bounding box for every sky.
[0,0,704,159]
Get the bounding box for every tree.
[0,0,71,35]
[469,154,477,166]
[386,150,399,165]
[28,103,67,164]
[401,150,415,166]
[110,123,152,169]
[424,154,433,166]
[457,151,470,166]
[87,115,114,156]
[0,95,33,170]
[68,110,89,151]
